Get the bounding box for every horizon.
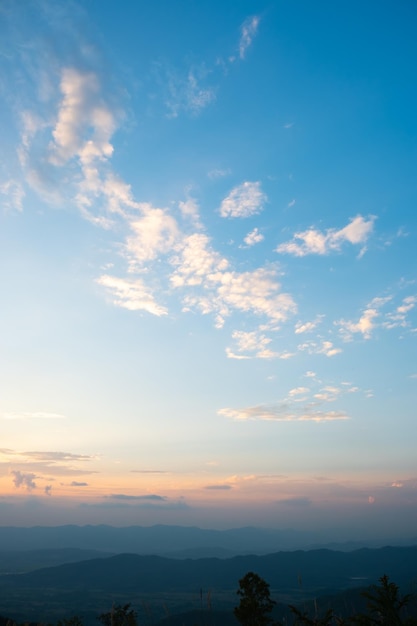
[1,0,416,537]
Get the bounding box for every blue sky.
[0,0,416,538]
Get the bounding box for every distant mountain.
[0,524,415,556]
[0,548,113,574]
[1,545,417,593]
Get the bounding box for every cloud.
[171,234,296,329]
[219,405,348,422]
[179,195,201,227]
[243,227,264,246]
[124,207,179,268]
[207,168,231,179]
[164,65,216,118]
[219,181,266,218]
[382,295,417,330]
[44,485,52,496]
[204,485,232,490]
[97,275,168,316]
[23,451,93,461]
[279,497,312,507]
[239,16,260,60]
[131,470,169,474]
[226,330,278,360]
[107,494,167,502]
[336,295,393,341]
[298,340,342,357]
[276,215,375,256]
[49,68,115,166]
[337,307,379,341]
[11,470,37,491]
[2,412,66,420]
[0,179,25,212]
[294,316,324,334]
[288,387,310,397]
[219,377,361,423]
[70,481,88,487]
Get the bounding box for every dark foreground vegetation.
[0,544,416,626]
[1,573,417,626]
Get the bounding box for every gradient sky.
[1,0,417,538]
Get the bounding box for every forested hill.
[1,545,416,593]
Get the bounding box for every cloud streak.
[276,215,375,256]
[220,182,266,218]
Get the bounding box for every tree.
[97,603,137,626]
[234,571,278,626]
[350,575,417,625]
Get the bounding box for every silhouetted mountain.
[0,525,415,556]
[0,548,113,574]
[0,524,318,554]
[1,546,416,593]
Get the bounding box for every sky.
[0,0,417,539]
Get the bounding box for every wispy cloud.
[0,179,25,212]
[276,215,375,256]
[219,379,360,423]
[220,181,266,218]
[97,275,168,317]
[1,412,66,420]
[243,227,264,246]
[238,16,260,60]
[298,340,342,357]
[207,168,231,179]
[219,405,348,422]
[204,484,232,490]
[107,494,167,502]
[294,316,324,335]
[164,65,216,118]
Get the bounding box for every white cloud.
[294,316,323,334]
[239,16,260,60]
[336,295,392,341]
[0,179,25,212]
[382,295,417,330]
[49,68,115,166]
[170,233,229,288]
[220,181,266,218]
[171,235,296,329]
[243,227,264,246]
[276,215,375,256]
[125,207,179,269]
[337,307,379,341]
[219,377,365,422]
[178,195,201,226]
[288,387,309,397]
[97,275,168,317]
[226,330,278,360]
[298,340,342,357]
[219,405,348,422]
[2,412,66,420]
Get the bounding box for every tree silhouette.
[234,571,277,626]
[98,603,137,626]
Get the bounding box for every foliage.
[289,604,344,625]
[348,575,417,625]
[234,571,277,626]
[97,604,137,626]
